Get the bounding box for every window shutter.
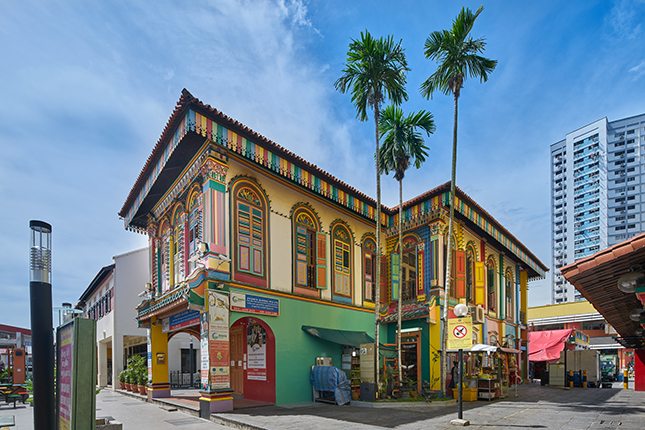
[474,261,485,305]
[455,250,466,298]
[364,253,373,301]
[417,248,425,298]
[380,256,387,302]
[316,233,327,289]
[391,253,400,301]
[295,226,308,286]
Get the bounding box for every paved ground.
[1,382,642,429]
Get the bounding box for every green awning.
[301,325,397,358]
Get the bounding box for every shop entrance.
[401,331,420,392]
[231,326,244,395]
[230,317,276,404]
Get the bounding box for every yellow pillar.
[520,270,528,381]
[429,317,442,391]
[148,316,170,399]
[624,370,628,389]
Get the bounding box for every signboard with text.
[56,318,96,430]
[162,309,200,333]
[448,317,473,350]
[207,290,230,389]
[230,292,279,316]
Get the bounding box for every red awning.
[528,329,572,362]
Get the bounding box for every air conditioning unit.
[469,305,485,324]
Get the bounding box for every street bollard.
[582,370,587,388]
[624,370,628,389]
[569,370,573,388]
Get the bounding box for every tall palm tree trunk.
[374,103,381,391]
[441,92,459,397]
[397,178,403,387]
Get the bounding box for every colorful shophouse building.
[118,90,547,412]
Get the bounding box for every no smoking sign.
[448,316,472,349]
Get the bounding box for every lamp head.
[617,270,645,293]
[454,303,469,318]
[629,308,645,322]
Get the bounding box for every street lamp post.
[453,303,469,425]
[29,220,55,430]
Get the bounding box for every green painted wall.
[229,287,374,405]
[381,319,433,389]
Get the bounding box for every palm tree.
[378,105,434,387]
[420,5,497,397]
[335,31,409,390]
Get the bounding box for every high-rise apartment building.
[551,113,645,303]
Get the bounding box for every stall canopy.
[301,325,396,357]
[528,329,573,362]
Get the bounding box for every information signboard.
[448,317,473,350]
[56,318,96,430]
[230,292,279,316]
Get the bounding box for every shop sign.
[360,343,374,383]
[230,292,279,316]
[207,290,230,389]
[162,309,200,333]
[247,323,267,381]
[448,317,472,350]
[58,324,73,430]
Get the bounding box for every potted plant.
[138,369,147,395]
[124,369,131,391]
[118,370,126,390]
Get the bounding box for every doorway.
[230,326,244,395]
[401,331,420,392]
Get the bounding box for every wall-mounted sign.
[247,324,267,381]
[230,292,279,316]
[207,290,230,389]
[162,309,200,333]
[448,317,473,350]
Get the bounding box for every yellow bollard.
[624,370,628,389]
[583,370,587,388]
[569,370,573,388]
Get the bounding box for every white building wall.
[112,247,150,388]
[550,113,645,304]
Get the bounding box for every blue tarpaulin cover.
[310,365,351,406]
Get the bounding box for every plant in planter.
[138,368,147,395]
[118,370,126,390]
[124,369,131,391]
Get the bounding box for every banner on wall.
[230,292,279,316]
[207,290,230,389]
[246,323,267,381]
[200,312,210,390]
[162,309,200,333]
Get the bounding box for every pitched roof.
[560,232,645,348]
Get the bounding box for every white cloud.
[629,59,645,80]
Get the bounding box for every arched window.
[232,181,268,288]
[487,257,496,312]
[173,206,186,285]
[400,236,419,302]
[465,245,476,305]
[187,189,203,273]
[505,268,514,321]
[362,236,377,303]
[159,220,171,292]
[331,223,352,302]
[293,207,323,292]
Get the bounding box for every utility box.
[565,350,600,385]
[548,363,566,386]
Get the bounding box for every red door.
[230,326,244,395]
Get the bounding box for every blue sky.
[1,0,645,329]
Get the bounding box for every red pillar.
[635,349,645,392]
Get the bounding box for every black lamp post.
[29,220,55,430]
[453,303,469,425]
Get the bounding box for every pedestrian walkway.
[1,383,643,429]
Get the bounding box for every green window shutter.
[295,226,308,286]
[391,253,400,301]
[316,233,327,289]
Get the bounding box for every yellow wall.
[224,157,378,307]
[527,300,597,320]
